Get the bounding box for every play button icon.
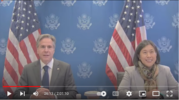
[7,91,11,96]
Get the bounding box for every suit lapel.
[50,59,60,90]
[156,67,165,90]
[134,68,145,91]
[33,60,41,86]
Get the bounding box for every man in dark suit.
[13,34,77,99]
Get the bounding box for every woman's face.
[139,44,157,68]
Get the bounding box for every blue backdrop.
[0,0,178,99]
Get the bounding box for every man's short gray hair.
[36,34,56,48]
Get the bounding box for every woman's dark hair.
[133,40,160,67]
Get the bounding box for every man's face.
[37,38,55,64]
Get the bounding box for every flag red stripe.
[136,27,142,46]
[2,78,13,92]
[38,29,41,35]
[19,41,32,64]
[106,64,117,90]
[2,78,9,87]
[28,34,39,59]
[113,29,133,66]
[7,39,24,74]
[108,45,124,72]
[131,41,135,51]
[4,59,18,85]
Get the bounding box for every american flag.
[2,0,41,96]
[106,0,147,90]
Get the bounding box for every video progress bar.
[3,86,178,87]
[3,86,41,87]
